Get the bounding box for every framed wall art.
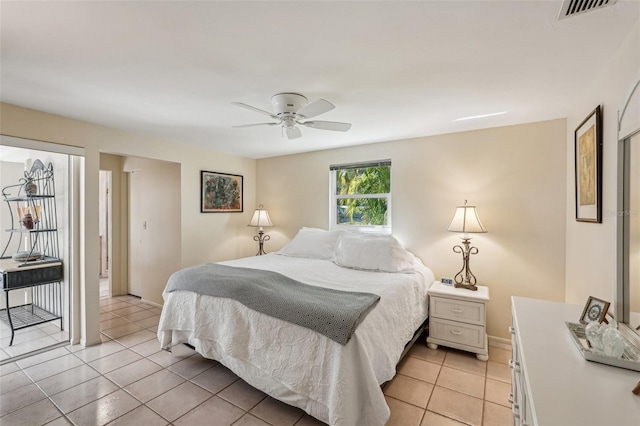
[574,105,603,223]
[201,171,243,213]
[579,295,610,324]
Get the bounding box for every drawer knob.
[451,308,464,314]
[450,329,463,336]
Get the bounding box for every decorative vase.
[20,213,34,230]
[25,179,37,195]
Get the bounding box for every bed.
[157,228,435,425]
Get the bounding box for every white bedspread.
[158,253,435,426]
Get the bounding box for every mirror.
[618,77,640,339]
[626,132,640,332]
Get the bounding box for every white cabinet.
[509,323,533,426]
[427,282,489,361]
[510,297,640,426]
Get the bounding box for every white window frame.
[329,160,392,234]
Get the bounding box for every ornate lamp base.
[253,230,270,256]
[453,237,479,291]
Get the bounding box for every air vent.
[558,0,618,20]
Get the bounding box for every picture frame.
[574,105,603,223]
[579,296,610,324]
[200,171,243,213]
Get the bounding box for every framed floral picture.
[574,105,603,223]
[579,296,610,324]
[200,171,243,213]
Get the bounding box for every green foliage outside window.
[336,166,390,226]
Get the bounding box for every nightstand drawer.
[430,296,485,325]
[429,317,485,349]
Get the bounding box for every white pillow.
[277,227,343,260]
[335,233,415,273]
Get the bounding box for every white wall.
[1,102,257,345]
[257,119,567,340]
[565,18,640,308]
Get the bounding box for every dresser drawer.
[1,265,63,289]
[429,317,485,349]
[430,296,485,325]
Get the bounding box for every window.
[329,160,391,233]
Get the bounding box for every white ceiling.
[1,1,638,159]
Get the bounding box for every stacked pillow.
[277,227,415,273]
[277,227,344,260]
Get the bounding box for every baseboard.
[488,335,511,350]
[141,298,163,309]
[81,336,103,347]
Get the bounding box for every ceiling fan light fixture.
[283,117,297,128]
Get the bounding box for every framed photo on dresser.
[579,295,610,324]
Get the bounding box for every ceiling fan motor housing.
[271,93,308,115]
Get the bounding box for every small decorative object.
[446,200,487,291]
[585,321,605,351]
[566,321,640,371]
[12,250,43,262]
[21,177,38,195]
[248,204,273,255]
[579,295,610,324]
[20,213,35,230]
[574,105,602,223]
[17,206,42,223]
[201,171,243,213]
[602,325,626,358]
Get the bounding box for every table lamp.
[447,200,487,290]
[248,204,273,255]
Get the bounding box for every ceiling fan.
[232,93,352,140]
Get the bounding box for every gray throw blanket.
[164,263,380,345]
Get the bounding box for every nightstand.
[426,281,490,361]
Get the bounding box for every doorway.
[100,153,181,305]
[0,143,78,362]
[99,170,111,299]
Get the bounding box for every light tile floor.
[0,310,69,361]
[0,295,513,425]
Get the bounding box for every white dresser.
[511,297,640,425]
[427,282,489,361]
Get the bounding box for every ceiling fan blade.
[232,123,279,128]
[232,102,279,119]
[300,121,352,132]
[286,126,302,139]
[296,99,335,119]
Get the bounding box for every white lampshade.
[447,202,486,234]
[248,205,273,229]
